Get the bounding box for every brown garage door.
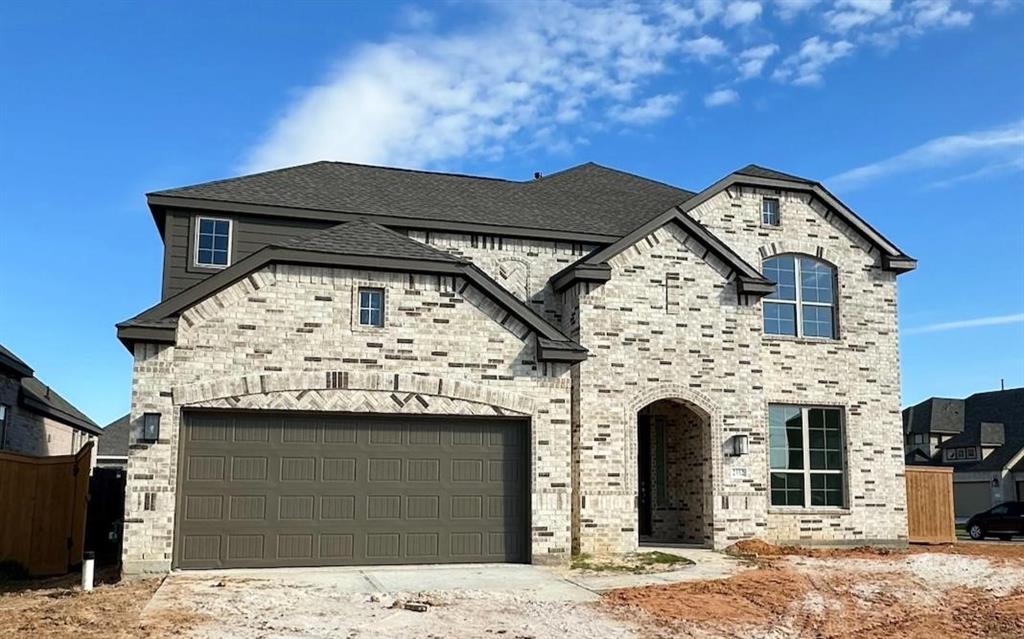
[175,411,530,569]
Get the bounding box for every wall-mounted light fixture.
[142,412,161,442]
[730,434,749,456]
[991,477,1000,488]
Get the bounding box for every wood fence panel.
[905,465,956,544]
[0,443,93,575]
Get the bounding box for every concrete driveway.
[142,563,637,639]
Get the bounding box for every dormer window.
[762,197,780,226]
[358,287,384,327]
[195,217,232,267]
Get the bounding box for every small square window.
[762,197,780,226]
[195,217,232,267]
[358,288,384,327]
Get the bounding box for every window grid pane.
[764,256,796,301]
[769,405,845,508]
[358,289,384,327]
[764,302,797,336]
[763,255,837,339]
[762,198,780,226]
[196,218,230,266]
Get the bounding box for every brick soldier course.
[117,161,916,575]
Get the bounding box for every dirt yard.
[0,575,204,639]
[2,542,1022,638]
[604,541,1024,638]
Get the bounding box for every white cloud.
[609,94,681,123]
[722,1,763,27]
[905,313,1024,335]
[772,36,854,85]
[828,119,1024,190]
[243,2,688,171]
[826,0,893,33]
[737,43,779,79]
[682,35,728,60]
[910,0,972,28]
[696,0,725,22]
[774,0,820,20]
[925,158,1024,189]
[704,88,739,107]
[399,5,435,30]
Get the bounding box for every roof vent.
[534,171,543,180]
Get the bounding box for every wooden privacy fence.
[905,465,956,544]
[0,442,92,575]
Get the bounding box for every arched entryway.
[636,398,711,546]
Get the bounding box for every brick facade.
[122,185,909,574]
[0,374,96,462]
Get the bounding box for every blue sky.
[1,0,1022,427]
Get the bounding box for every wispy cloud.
[244,2,692,171]
[905,313,1024,335]
[242,0,1011,171]
[705,88,739,107]
[772,36,854,85]
[828,120,1024,190]
[610,94,681,124]
[925,158,1024,189]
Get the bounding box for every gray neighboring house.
[903,387,1024,520]
[97,414,130,468]
[116,161,917,576]
[0,343,101,464]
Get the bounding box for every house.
[97,414,130,468]
[903,388,1024,519]
[0,343,101,463]
[116,161,916,576]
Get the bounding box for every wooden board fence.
[905,465,955,544]
[0,442,92,575]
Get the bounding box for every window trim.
[357,286,385,328]
[763,254,839,340]
[0,403,8,450]
[761,196,781,226]
[193,216,233,269]
[768,404,848,511]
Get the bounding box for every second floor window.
[358,288,384,327]
[195,217,231,267]
[763,254,837,339]
[762,197,780,226]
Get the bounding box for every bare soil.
[604,540,1024,638]
[0,576,204,639]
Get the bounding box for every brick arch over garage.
[173,370,536,417]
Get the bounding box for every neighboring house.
[0,343,101,464]
[97,414,130,468]
[903,388,1024,519]
[116,161,916,575]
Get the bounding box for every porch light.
[142,412,161,442]
[992,477,1000,488]
[730,434,750,456]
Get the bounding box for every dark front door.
[637,414,652,537]
[175,411,530,569]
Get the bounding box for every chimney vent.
[534,171,542,180]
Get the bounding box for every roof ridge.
[318,160,520,183]
[584,162,697,196]
[275,219,465,263]
[735,163,816,184]
[149,161,336,196]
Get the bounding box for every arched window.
[762,255,837,339]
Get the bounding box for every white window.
[358,288,384,327]
[762,197,780,226]
[763,255,837,339]
[194,217,232,267]
[769,405,845,508]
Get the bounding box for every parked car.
[966,502,1024,540]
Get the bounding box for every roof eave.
[18,392,103,436]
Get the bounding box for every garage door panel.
[176,412,529,569]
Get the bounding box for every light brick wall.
[122,263,573,575]
[0,373,96,462]
[690,187,908,545]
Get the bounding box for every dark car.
[966,502,1024,540]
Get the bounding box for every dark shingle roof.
[735,164,815,185]
[902,397,966,435]
[151,161,697,238]
[98,414,130,458]
[0,343,33,377]
[20,376,102,435]
[936,388,1024,472]
[277,220,463,263]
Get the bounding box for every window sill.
[186,261,231,274]
[763,334,840,345]
[768,507,850,516]
[758,223,783,231]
